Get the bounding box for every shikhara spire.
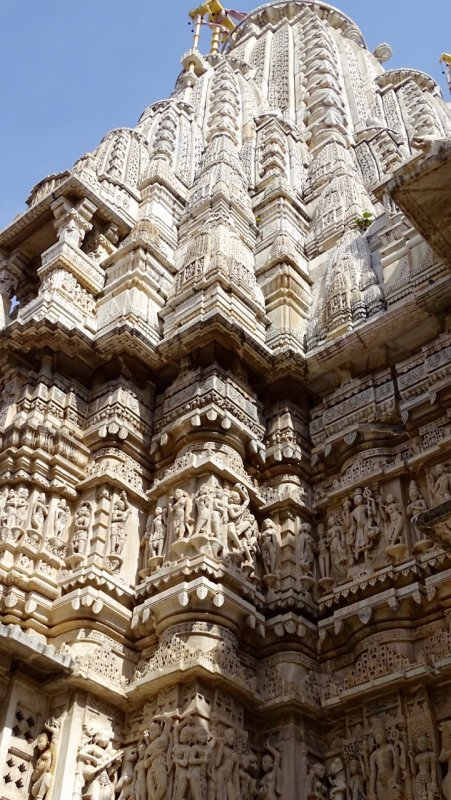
[0,3,451,799]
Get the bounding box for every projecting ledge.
[376,139,451,267]
[0,621,73,678]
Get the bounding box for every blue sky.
[0,0,450,230]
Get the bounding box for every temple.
[0,2,451,798]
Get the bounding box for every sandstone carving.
[30,719,60,800]
[74,728,123,800]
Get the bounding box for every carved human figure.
[226,484,251,553]
[208,727,240,800]
[189,724,211,800]
[368,720,400,800]
[115,745,138,800]
[432,464,451,505]
[208,479,227,546]
[406,481,428,540]
[54,498,69,539]
[239,751,258,800]
[194,485,213,538]
[172,722,193,800]
[317,523,331,579]
[173,720,210,800]
[348,758,366,800]
[439,721,451,800]
[144,715,173,800]
[328,756,346,800]
[148,506,168,559]
[408,735,438,800]
[349,489,370,561]
[0,487,29,530]
[16,487,29,527]
[406,481,427,521]
[346,487,380,563]
[379,494,404,546]
[297,522,315,576]
[76,729,123,800]
[257,742,282,800]
[260,519,279,576]
[71,501,91,555]
[30,720,59,800]
[307,762,328,800]
[109,491,130,555]
[328,514,348,579]
[133,738,147,800]
[171,489,193,540]
[240,512,259,571]
[31,493,49,534]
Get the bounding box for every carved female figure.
[188,724,211,800]
[31,731,54,799]
[296,522,315,575]
[239,751,258,800]
[171,489,193,539]
[328,514,348,579]
[1,487,29,531]
[31,493,49,535]
[226,485,251,553]
[172,723,193,800]
[350,488,371,560]
[149,506,168,558]
[132,738,147,800]
[76,730,123,800]
[109,491,130,555]
[260,519,279,576]
[30,720,59,800]
[208,727,240,800]
[211,485,227,545]
[194,486,213,538]
[406,482,427,525]
[380,494,404,546]
[307,762,328,800]
[257,742,282,800]
[317,523,331,579]
[116,745,138,800]
[432,464,451,505]
[327,756,346,800]
[348,758,366,800]
[71,502,91,555]
[54,498,69,539]
[144,715,173,800]
[408,735,438,800]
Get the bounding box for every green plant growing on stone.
[355,210,374,233]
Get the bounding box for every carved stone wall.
[0,2,451,798]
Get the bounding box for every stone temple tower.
[1,2,451,798]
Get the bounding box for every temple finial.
[189,2,245,54]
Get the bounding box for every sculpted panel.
[30,719,60,800]
[74,726,123,800]
[121,710,284,800]
[141,474,262,581]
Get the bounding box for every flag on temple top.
[225,8,247,21]
[199,18,230,33]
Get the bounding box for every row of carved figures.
[30,714,282,800]
[27,713,451,800]
[0,486,130,569]
[0,463,450,586]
